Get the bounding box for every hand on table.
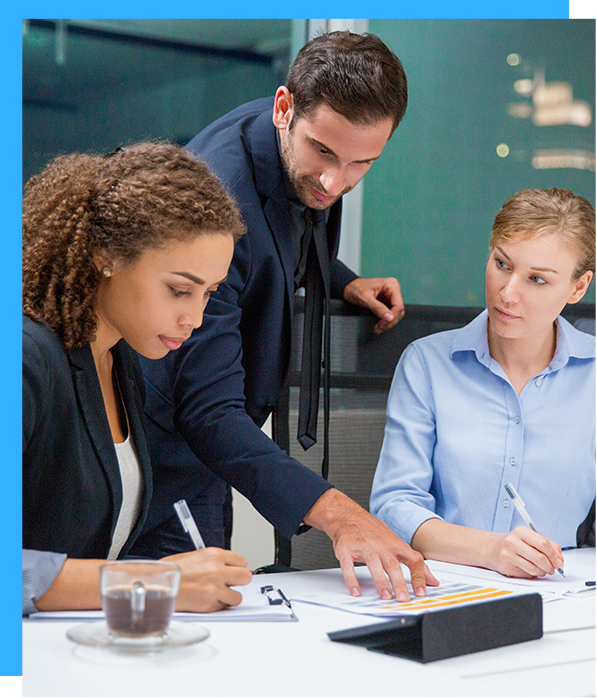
[304,489,439,601]
[491,526,564,578]
[163,548,252,612]
[343,276,405,335]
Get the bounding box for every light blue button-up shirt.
[370,310,595,548]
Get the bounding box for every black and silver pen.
[174,499,206,550]
[504,483,565,577]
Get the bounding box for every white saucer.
[67,620,210,654]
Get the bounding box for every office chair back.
[272,299,595,570]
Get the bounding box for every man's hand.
[304,489,439,600]
[343,276,405,334]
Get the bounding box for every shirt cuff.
[378,505,442,545]
[22,549,67,616]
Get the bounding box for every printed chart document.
[28,583,297,622]
[290,561,575,618]
[292,579,530,617]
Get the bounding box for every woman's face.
[95,233,234,359]
[485,233,592,343]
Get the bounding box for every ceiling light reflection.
[514,79,534,95]
[508,103,532,118]
[532,149,595,171]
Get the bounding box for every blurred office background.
[23,18,596,566]
[23,18,595,304]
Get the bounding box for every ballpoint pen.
[504,483,565,577]
[174,499,206,550]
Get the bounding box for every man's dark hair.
[286,31,407,134]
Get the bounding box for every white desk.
[23,549,595,697]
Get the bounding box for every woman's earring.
[101,267,113,278]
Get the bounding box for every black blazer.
[136,98,357,549]
[23,316,153,559]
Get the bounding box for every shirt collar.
[551,314,595,369]
[450,309,492,367]
[450,308,595,372]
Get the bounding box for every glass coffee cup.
[100,561,181,639]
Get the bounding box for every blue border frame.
[8,0,570,682]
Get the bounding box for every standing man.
[132,31,437,601]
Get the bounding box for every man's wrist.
[342,277,361,302]
[303,488,360,538]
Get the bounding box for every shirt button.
[503,500,510,507]
[510,457,516,465]
[535,378,542,386]
[514,417,521,424]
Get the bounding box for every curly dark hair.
[23,141,245,349]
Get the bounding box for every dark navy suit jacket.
[23,316,153,559]
[133,98,358,554]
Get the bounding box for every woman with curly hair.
[23,142,252,614]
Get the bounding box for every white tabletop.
[23,548,595,697]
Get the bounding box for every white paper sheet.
[426,559,593,597]
[28,582,297,622]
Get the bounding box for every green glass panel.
[364,19,595,305]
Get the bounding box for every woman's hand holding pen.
[491,526,564,579]
[163,548,252,612]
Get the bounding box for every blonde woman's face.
[485,234,592,343]
[95,233,234,359]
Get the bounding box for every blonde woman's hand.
[492,527,564,578]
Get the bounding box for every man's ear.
[567,270,593,304]
[272,86,294,131]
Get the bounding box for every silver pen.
[504,483,565,577]
[174,499,206,550]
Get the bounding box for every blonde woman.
[371,188,595,578]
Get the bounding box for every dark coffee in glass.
[100,561,181,640]
[103,585,177,637]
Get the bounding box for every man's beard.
[279,132,351,210]
[293,174,345,210]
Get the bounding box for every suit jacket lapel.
[68,344,123,536]
[250,110,296,318]
[111,342,153,550]
[263,193,295,313]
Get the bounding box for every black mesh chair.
[271,298,595,570]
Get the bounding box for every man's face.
[274,91,393,210]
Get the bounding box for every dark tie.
[297,209,331,479]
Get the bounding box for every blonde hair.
[489,188,595,281]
